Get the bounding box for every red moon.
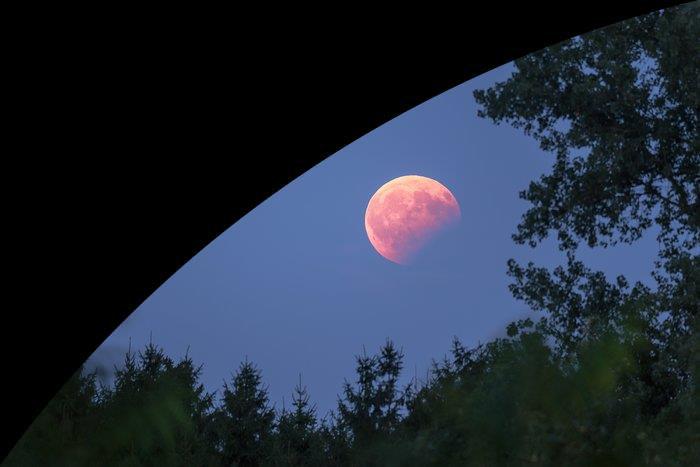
[365,175,461,264]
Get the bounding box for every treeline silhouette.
[5,320,698,465]
[5,4,697,465]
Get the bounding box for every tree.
[474,3,698,254]
[4,342,219,466]
[471,2,699,461]
[4,367,99,466]
[474,0,698,399]
[273,375,323,466]
[399,329,664,466]
[215,359,275,466]
[336,339,405,464]
[95,342,218,465]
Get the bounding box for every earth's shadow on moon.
[401,219,465,267]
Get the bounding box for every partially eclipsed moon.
[365,175,461,264]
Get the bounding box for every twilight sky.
[87,62,661,418]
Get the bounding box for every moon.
[365,175,461,264]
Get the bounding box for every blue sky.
[87,62,661,418]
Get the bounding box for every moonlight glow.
[364,175,461,264]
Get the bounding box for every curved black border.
[6,1,687,456]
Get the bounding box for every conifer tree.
[337,340,405,449]
[215,359,275,466]
[96,342,218,465]
[273,375,323,466]
[3,367,99,465]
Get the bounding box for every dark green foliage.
[473,2,698,254]
[214,360,275,466]
[94,343,218,465]
[5,343,219,466]
[5,4,698,466]
[398,331,658,466]
[271,377,324,466]
[337,340,405,444]
[5,367,99,466]
[335,340,406,465]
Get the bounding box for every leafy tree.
[401,330,661,466]
[474,0,698,415]
[215,359,275,466]
[646,322,700,465]
[473,3,698,254]
[467,2,699,462]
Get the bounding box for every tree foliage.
[473,3,698,253]
[273,376,323,466]
[214,359,275,466]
